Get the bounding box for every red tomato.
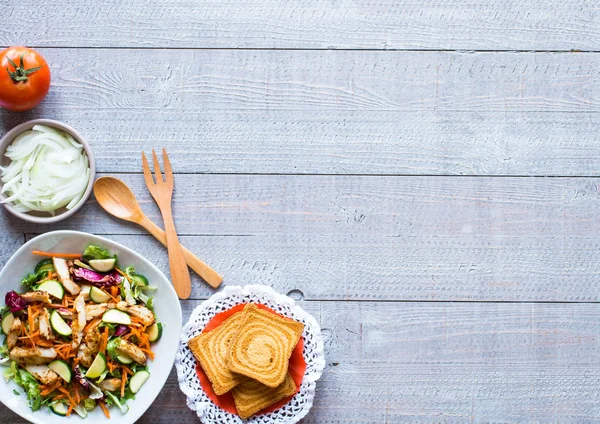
[0,46,51,112]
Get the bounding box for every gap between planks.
[104,171,600,178]
[11,46,600,53]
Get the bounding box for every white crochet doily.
[176,285,325,423]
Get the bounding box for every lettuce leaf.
[5,361,42,410]
[82,245,112,261]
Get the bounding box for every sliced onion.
[1,125,90,215]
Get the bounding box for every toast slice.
[226,303,304,388]
[188,312,248,395]
[232,372,297,420]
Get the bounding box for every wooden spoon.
[93,176,223,289]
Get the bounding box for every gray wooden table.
[1,1,600,422]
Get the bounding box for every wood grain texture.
[2,0,600,50]
[16,173,600,302]
[2,49,599,176]
[2,300,598,423]
[0,1,598,421]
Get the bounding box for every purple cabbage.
[5,291,27,313]
[72,268,121,288]
[114,325,129,337]
[74,366,90,391]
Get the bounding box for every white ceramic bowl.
[0,119,96,224]
[0,231,182,424]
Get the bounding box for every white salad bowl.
[0,231,182,424]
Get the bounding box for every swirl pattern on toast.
[226,303,305,388]
[188,312,248,395]
[231,373,297,420]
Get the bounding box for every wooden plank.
[0,49,600,175]
[16,173,600,302]
[0,233,28,268]
[3,300,598,422]
[2,49,599,176]
[2,0,600,50]
[5,110,600,176]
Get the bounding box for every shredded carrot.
[140,332,150,349]
[73,357,80,368]
[32,251,81,259]
[122,366,134,376]
[139,347,155,360]
[18,330,39,340]
[83,317,102,335]
[57,386,76,405]
[115,267,132,282]
[67,404,73,416]
[99,402,110,418]
[20,321,35,348]
[75,386,81,405]
[111,286,119,298]
[30,307,42,322]
[100,326,109,354]
[27,306,34,333]
[121,367,127,397]
[40,381,62,396]
[53,394,67,401]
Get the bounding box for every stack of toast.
[189,303,305,420]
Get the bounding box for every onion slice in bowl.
[0,125,90,215]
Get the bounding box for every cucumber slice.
[50,401,69,416]
[48,359,72,383]
[89,258,116,272]
[115,352,133,365]
[147,322,163,342]
[129,370,150,394]
[50,310,72,336]
[102,309,131,325]
[89,286,111,303]
[85,352,107,379]
[131,274,148,287]
[34,259,54,274]
[36,280,64,300]
[73,404,88,418]
[2,313,14,335]
[74,259,93,271]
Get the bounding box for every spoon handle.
[140,216,223,289]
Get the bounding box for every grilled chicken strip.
[71,293,86,349]
[25,364,59,385]
[116,301,155,326]
[115,339,146,365]
[10,347,57,365]
[77,327,102,368]
[38,308,54,340]
[20,291,51,304]
[80,285,92,301]
[7,317,21,350]
[98,378,122,392]
[85,303,115,321]
[53,257,80,295]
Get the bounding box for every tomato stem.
[5,54,43,83]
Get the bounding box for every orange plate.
[195,303,306,417]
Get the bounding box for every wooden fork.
[142,149,192,299]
